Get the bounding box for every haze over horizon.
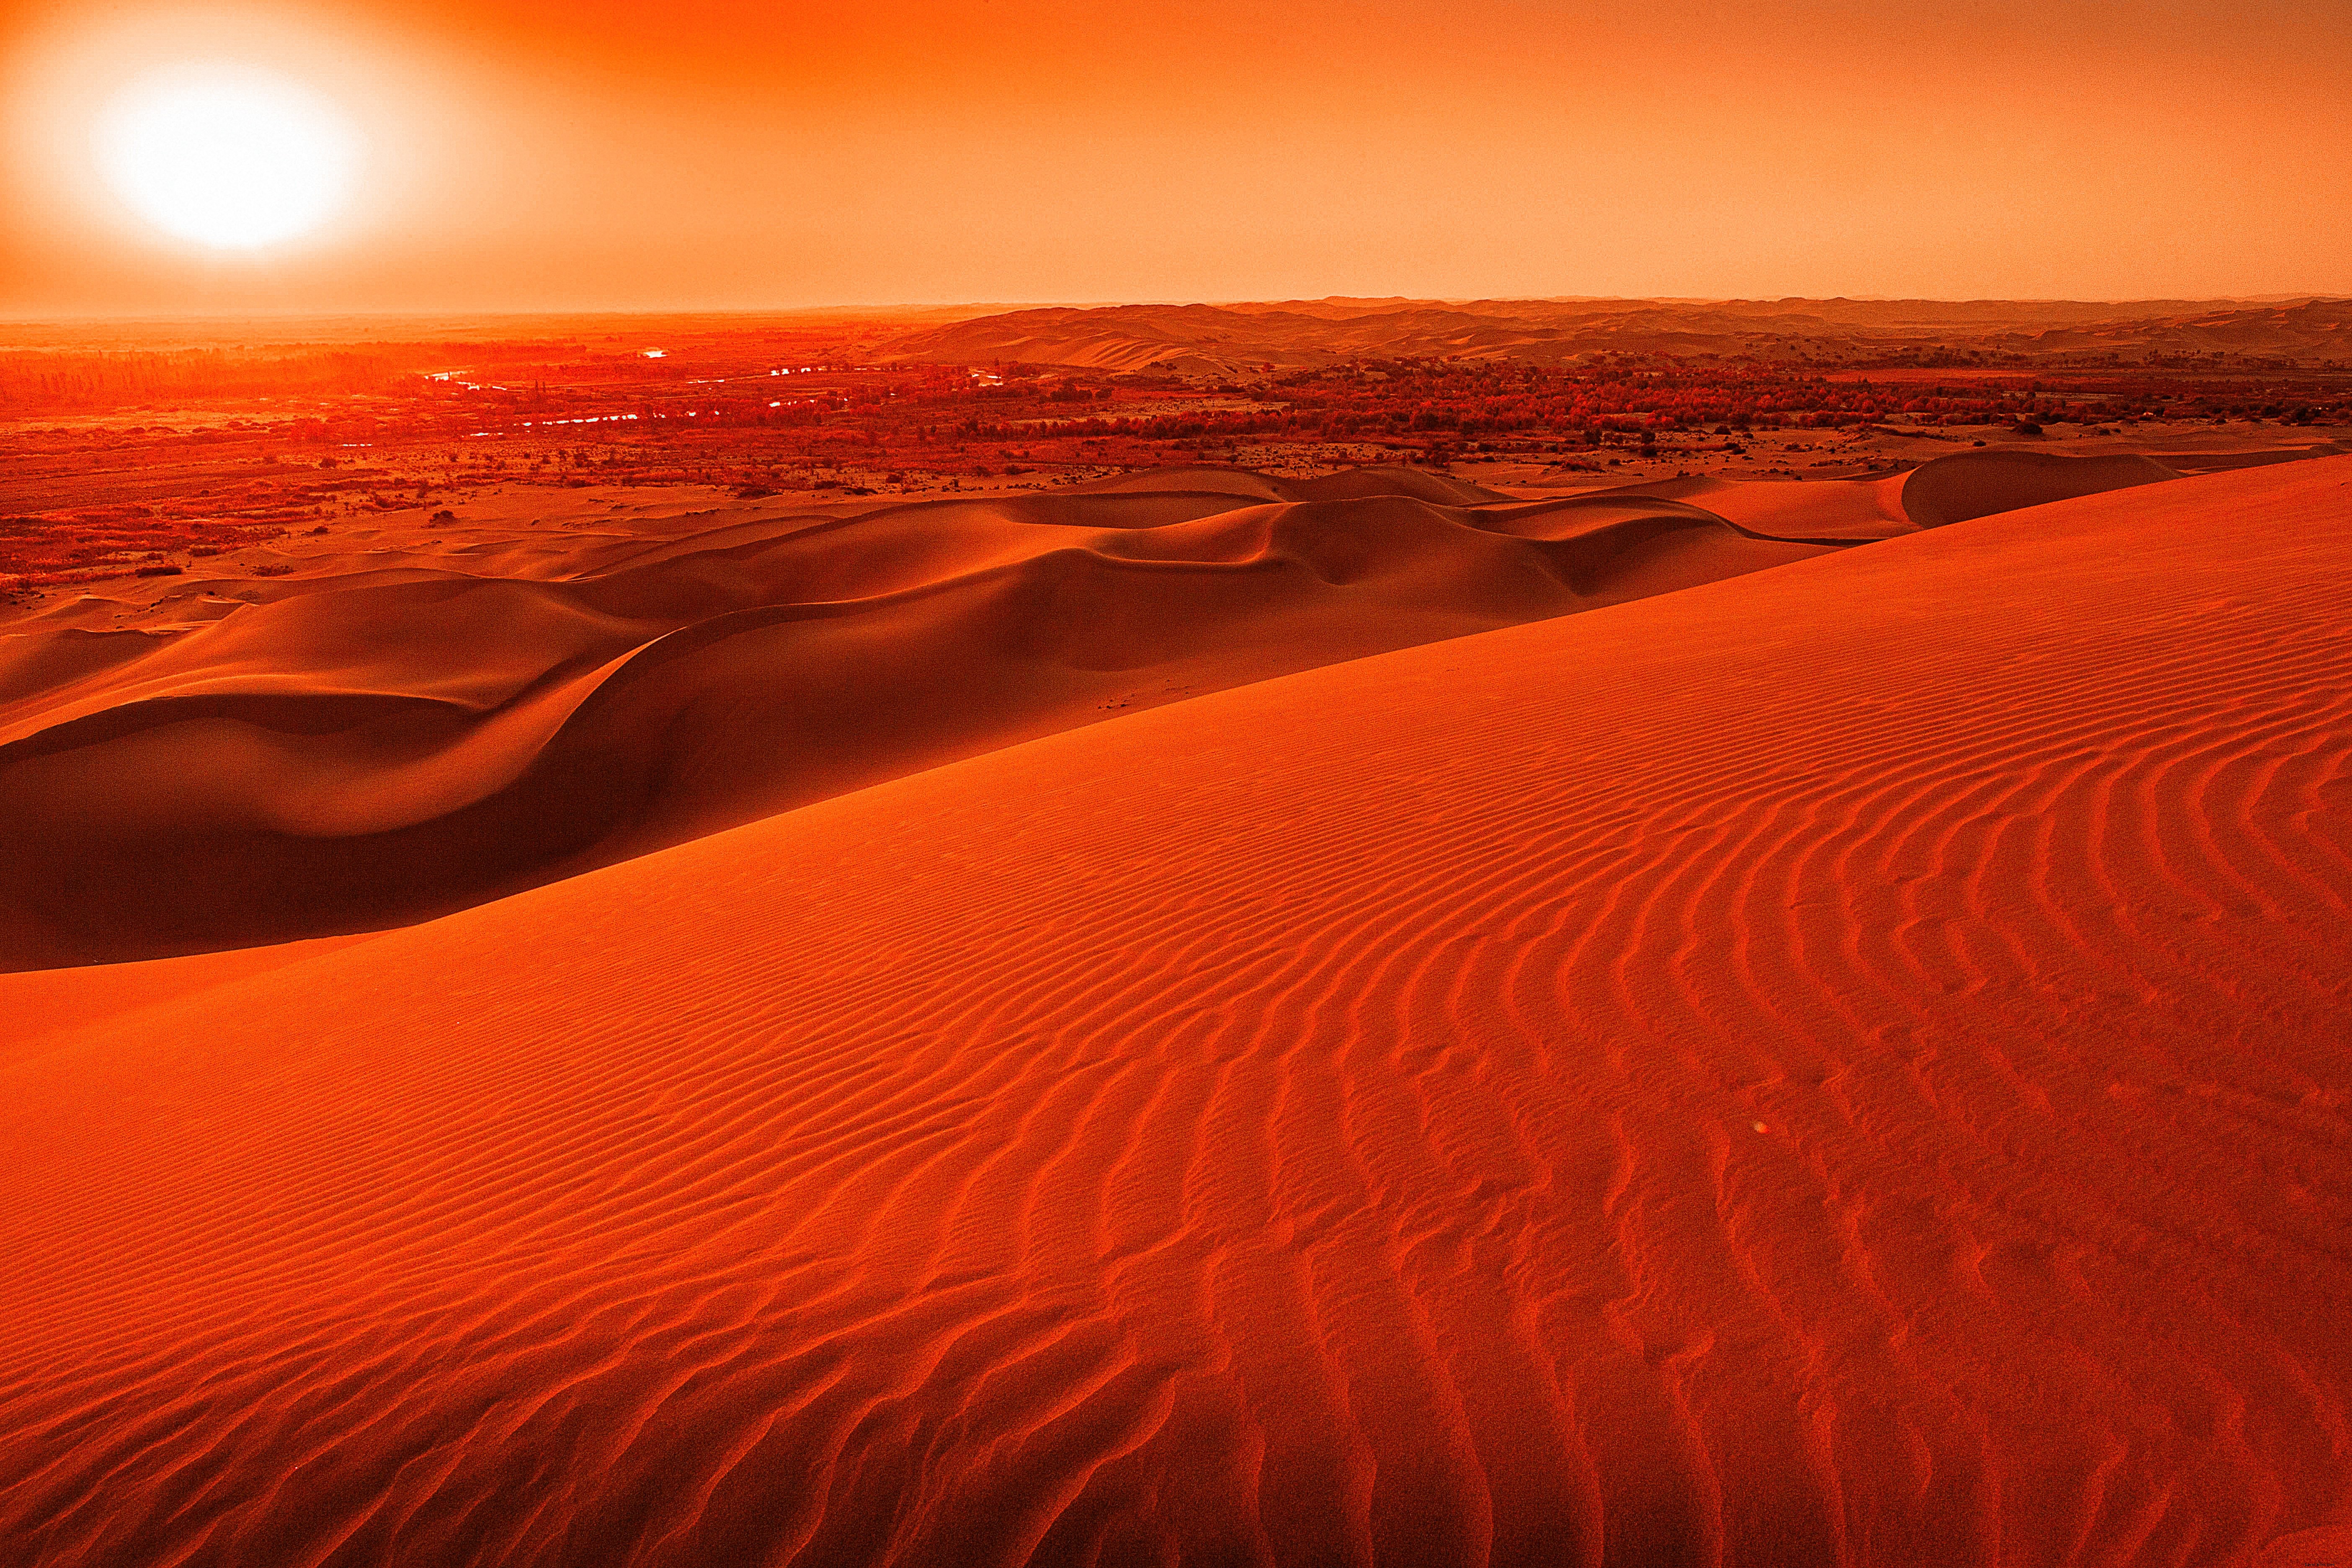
[6,0,2350,318]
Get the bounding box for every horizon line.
[5,291,2348,331]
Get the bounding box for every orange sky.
[4,0,2349,316]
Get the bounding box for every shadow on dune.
[1901,448,2179,528]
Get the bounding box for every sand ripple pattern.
[1,458,2347,1565]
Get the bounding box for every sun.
[95,64,362,250]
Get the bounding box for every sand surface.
[0,452,2183,971]
[1,456,2345,1564]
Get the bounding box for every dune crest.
[0,456,2345,1564]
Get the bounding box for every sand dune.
[879,297,2352,371]
[0,457,2192,970]
[1504,450,2196,543]
[1571,469,1917,539]
[1901,449,2180,529]
[1,456,2345,1565]
[0,468,1861,969]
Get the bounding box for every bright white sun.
[95,64,361,249]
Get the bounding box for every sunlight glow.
[95,64,361,249]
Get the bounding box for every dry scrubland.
[0,300,2347,1567]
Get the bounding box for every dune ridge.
[0,455,2183,970]
[1,456,2346,1565]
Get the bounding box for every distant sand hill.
[1,456,2346,1565]
[3,450,2181,969]
[877,296,2352,373]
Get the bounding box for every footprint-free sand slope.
[3,457,2347,1565]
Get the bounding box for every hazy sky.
[5,0,2349,316]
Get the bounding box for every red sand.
[2,456,2347,1564]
